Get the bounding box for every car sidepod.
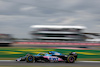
[43,56,64,62]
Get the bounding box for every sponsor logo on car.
[49,57,58,61]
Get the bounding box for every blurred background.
[0,0,100,66]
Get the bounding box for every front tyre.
[26,55,35,63]
[66,55,75,63]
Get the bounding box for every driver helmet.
[71,52,76,54]
[49,51,52,54]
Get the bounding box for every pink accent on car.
[43,56,64,61]
[69,57,74,62]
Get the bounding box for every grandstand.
[0,34,13,46]
[30,25,86,41]
[84,33,100,42]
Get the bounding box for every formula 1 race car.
[16,51,77,63]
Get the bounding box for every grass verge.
[0,47,100,59]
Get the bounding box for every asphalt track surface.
[0,61,100,66]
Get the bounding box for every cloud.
[97,25,100,27]
[0,0,100,38]
[20,6,36,11]
[58,17,78,25]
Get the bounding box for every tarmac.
[0,60,100,66]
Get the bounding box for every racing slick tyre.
[66,55,75,63]
[26,55,35,63]
[69,52,77,60]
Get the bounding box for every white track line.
[0,60,14,62]
[0,60,100,63]
[77,61,100,63]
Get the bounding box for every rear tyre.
[66,55,75,63]
[69,52,77,60]
[26,55,35,63]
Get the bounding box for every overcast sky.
[0,0,100,38]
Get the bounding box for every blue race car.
[16,51,77,63]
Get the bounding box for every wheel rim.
[28,56,33,61]
[69,57,74,62]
